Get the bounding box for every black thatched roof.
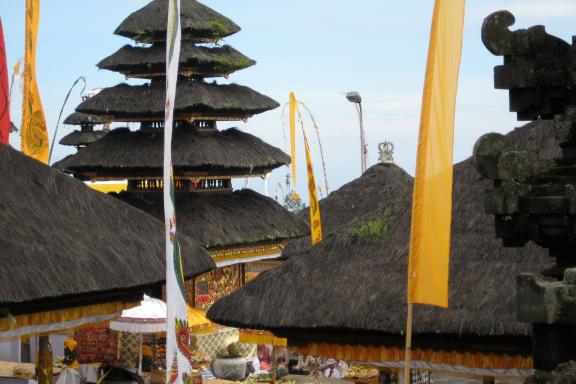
[75,81,279,121]
[98,44,255,78]
[54,127,289,178]
[0,144,214,311]
[59,130,107,147]
[114,189,308,249]
[282,163,413,259]
[63,112,107,126]
[115,0,241,43]
[207,120,557,342]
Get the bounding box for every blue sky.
[2,0,576,202]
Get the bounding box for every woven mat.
[192,328,255,359]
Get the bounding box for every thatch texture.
[114,0,240,42]
[207,120,557,340]
[114,189,308,249]
[75,81,279,121]
[282,163,413,259]
[59,130,107,147]
[0,144,214,309]
[54,127,289,177]
[63,112,107,126]
[98,44,255,78]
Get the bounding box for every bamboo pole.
[36,335,52,384]
[402,303,413,384]
[138,333,143,376]
[271,345,277,383]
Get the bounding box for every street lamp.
[346,91,369,173]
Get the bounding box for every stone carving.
[475,11,576,369]
[378,141,394,164]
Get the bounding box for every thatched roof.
[282,163,413,259]
[98,44,255,78]
[63,112,107,126]
[0,144,214,311]
[114,0,240,43]
[114,189,308,249]
[53,127,289,178]
[75,81,279,121]
[207,120,557,342]
[59,130,107,147]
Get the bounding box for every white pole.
[264,174,269,197]
[138,334,143,376]
[358,103,368,173]
[403,303,414,384]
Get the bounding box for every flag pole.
[403,302,413,384]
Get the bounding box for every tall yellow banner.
[21,0,48,163]
[303,128,322,244]
[407,0,465,308]
[289,92,297,191]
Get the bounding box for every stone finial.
[378,141,394,164]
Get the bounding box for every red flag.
[0,18,9,144]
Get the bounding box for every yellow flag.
[303,128,322,244]
[407,0,465,308]
[13,60,21,78]
[289,92,297,191]
[21,0,48,163]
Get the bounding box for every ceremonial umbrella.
[110,295,213,375]
[110,295,166,376]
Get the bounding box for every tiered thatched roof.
[98,44,255,78]
[59,130,107,147]
[54,127,289,178]
[0,144,214,312]
[114,189,308,249]
[75,82,279,121]
[208,120,556,349]
[115,0,240,43]
[63,112,107,126]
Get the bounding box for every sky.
[2,0,576,203]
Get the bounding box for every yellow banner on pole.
[303,128,322,244]
[407,0,465,308]
[21,0,48,163]
[289,92,297,191]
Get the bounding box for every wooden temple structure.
[54,0,307,358]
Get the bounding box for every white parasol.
[109,295,166,375]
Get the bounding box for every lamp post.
[346,91,368,173]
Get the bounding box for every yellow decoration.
[21,0,48,163]
[289,92,323,245]
[12,60,21,78]
[63,338,79,369]
[407,0,465,308]
[87,182,127,193]
[0,301,135,335]
[245,272,259,283]
[238,329,287,347]
[209,243,284,264]
[142,345,153,357]
[292,343,532,370]
[187,306,214,335]
[289,92,297,191]
[63,338,77,351]
[303,128,322,244]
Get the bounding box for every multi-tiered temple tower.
[56,0,307,322]
[59,112,107,151]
